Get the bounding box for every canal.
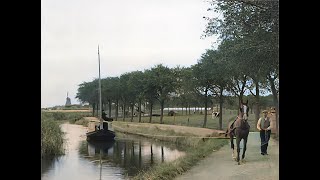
[41,123,186,179]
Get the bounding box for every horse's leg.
[242,136,248,160]
[236,136,241,165]
[230,134,235,159]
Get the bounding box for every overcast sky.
[41,0,218,108]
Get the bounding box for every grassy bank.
[41,111,91,157]
[41,110,91,126]
[41,118,65,157]
[112,121,224,147]
[111,121,228,180]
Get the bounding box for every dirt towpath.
[175,132,279,180]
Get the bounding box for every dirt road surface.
[175,132,279,180]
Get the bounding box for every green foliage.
[52,112,66,120]
[41,111,91,121]
[74,118,89,127]
[76,80,99,105]
[41,118,65,157]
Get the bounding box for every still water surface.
[41,123,185,180]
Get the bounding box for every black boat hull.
[86,129,115,141]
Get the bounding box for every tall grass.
[72,118,89,127]
[40,111,91,157]
[41,117,65,157]
[41,111,91,121]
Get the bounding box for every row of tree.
[76,0,279,135]
[202,0,279,135]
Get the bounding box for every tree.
[119,73,131,121]
[143,69,158,123]
[175,66,199,116]
[127,71,145,122]
[76,80,98,116]
[101,77,120,119]
[203,0,279,135]
[192,53,216,128]
[149,64,178,124]
[203,49,232,130]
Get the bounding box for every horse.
[212,112,220,119]
[225,100,250,165]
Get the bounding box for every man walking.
[257,110,272,155]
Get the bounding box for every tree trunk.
[160,100,164,124]
[219,88,223,130]
[123,104,126,121]
[115,99,118,121]
[203,88,208,128]
[269,77,279,137]
[92,103,95,116]
[130,104,134,122]
[237,94,242,114]
[138,99,142,123]
[96,103,99,117]
[108,100,112,118]
[181,105,183,115]
[239,93,244,106]
[254,81,260,130]
[149,102,153,123]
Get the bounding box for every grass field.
[113,110,258,132]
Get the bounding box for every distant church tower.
[65,92,71,106]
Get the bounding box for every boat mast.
[98,45,103,129]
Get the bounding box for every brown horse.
[225,100,250,165]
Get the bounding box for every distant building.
[65,92,71,106]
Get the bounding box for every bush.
[52,112,66,120]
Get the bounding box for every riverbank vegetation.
[41,111,91,157]
[41,111,91,121]
[41,117,65,157]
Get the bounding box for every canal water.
[41,123,186,180]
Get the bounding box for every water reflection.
[41,156,57,175]
[79,138,185,178]
[41,124,185,180]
